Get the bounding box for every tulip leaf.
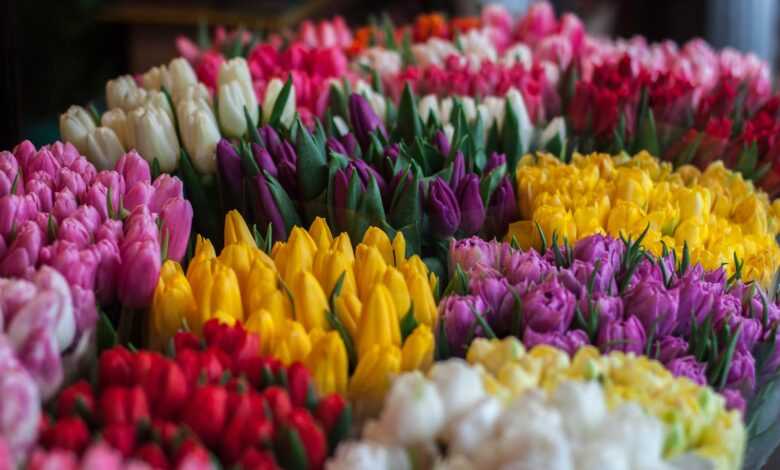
[436,317,451,360]
[470,114,486,171]
[355,176,387,240]
[395,84,423,144]
[328,83,349,120]
[634,106,660,156]
[263,170,303,235]
[279,427,309,470]
[179,149,221,245]
[46,214,58,242]
[244,107,263,145]
[400,306,419,341]
[295,122,328,200]
[329,404,353,451]
[486,120,500,156]
[382,13,398,50]
[674,133,703,168]
[502,98,523,173]
[401,29,415,67]
[227,28,244,59]
[479,165,506,207]
[269,76,294,129]
[96,308,118,353]
[389,172,421,229]
[443,264,470,297]
[238,140,261,177]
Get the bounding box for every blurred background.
[2,0,779,150]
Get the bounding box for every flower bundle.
[506,151,780,286]
[326,341,744,470]
[150,211,437,414]
[443,233,779,440]
[25,318,351,470]
[0,141,192,325]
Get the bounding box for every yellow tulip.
[307,331,348,395]
[333,292,361,339]
[382,267,411,319]
[361,226,394,265]
[150,260,197,349]
[245,308,277,355]
[186,235,215,278]
[331,233,355,264]
[401,324,434,372]
[613,167,654,208]
[606,200,646,238]
[218,243,262,293]
[308,217,333,251]
[392,231,407,266]
[349,344,401,411]
[674,186,712,220]
[356,283,400,359]
[674,217,710,247]
[354,244,387,301]
[312,249,357,299]
[274,319,311,365]
[274,226,317,285]
[405,270,437,326]
[505,220,537,249]
[242,257,284,315]
[186,258,244,332]
[224,209,256,247]
[533,204,577,246]
[212,310,238,326]
[733,196,768,235]
[291,270,330,332]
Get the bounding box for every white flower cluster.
[326,359,714,470]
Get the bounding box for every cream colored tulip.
[101,108,134,150]
[177,97,220,174]
[59,105,96,155]
[86,127,126,170]
[217,58,258,137]
[106,75,148,111]
[130,104,180,172]
[262,77,296,128]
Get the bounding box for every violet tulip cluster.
[443,234,780,414]
[0,141,193,321]
[0,267,83,464]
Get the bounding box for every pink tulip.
[31,266,76,349]
[0,195,35,238]
[123,181,155,213]
[92,239,120,305]
[95,170,126,201]
[27,448,78,470]
[66,157,97,187]
[47,141,80,167]
[52,190,78,222]
[159,197,193,262]
[25,178,52,212]
[25,148,60,184]
[80,443,124,469]
[0,151,19,198]
[0,237,5,262]
[118,238,161,309]
[70,205,101,234]
[70,286,97,335]
[56,167,87,200]
[0,222,43,278]
[149,174,183,213]
[57,217,91,249]
[8,311,64,399]
[95,219,123,246]
[122,206,158,247]
[39,241,98,290]
[0,278,37,327]
[116,151,151,189]
[12,140,36,174]
[0,349,40,464]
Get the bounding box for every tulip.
[522,276,576,334]
[292,270,330,332]
[522,328,589,356]
[456,174,486,235]
[262,77,296,128]
[25,179,52,212]
[188,258,243,332]
[56,167,88,200]
[7,317,63,399]
[118,238,162,309]
[313,249,357,300]
[427,177,461,238]
[418,94,441,124]
[224,209,255,247]
[383,267,411,319]
[274,319,312,365]
[0,222,43,278]
[439,295,488,356]
[354,245,387,301]
[624,279,679,337]
[177,97,220,174]
[150,260,197,348]
[216,139,244,198]
[356,284,401,359]
[121,206,158,245]
[59,105,96,155]
[85,127,126,171]
[130,104,180,173]
[149,174,184,213]
[218,58,258,138]
[597,315,647,355]
[666,355,707,386]
[106,75,148,111]
[348,93,387,149]
[349,344,401,412]
[334,292,361,340]
[123,181,155,212]
[159,197,193,262]
[114,151,150,189]
[401,325,435,372]
[101,108,134,150]
[307,331,349,395]
[0,355,41,462]
[253,173,287,242]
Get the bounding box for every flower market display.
[3,1,780,469]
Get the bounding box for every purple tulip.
[341,133,359,158]
[252,143,278,177]
[449,237,501,274]
[160,197,194,262]
[570,258,616,295]
[485,152,507,173]
[573,234,624,274]
[439,294,488,356]
[485,177,518,238]
[674,267,723,335]
[666,355,707,386]
[710,293,743,329]
[0,348,41,463]
[25,178,52,212]
[326,136,349,156]
[597,315,646,354]
[115,151,151,189]
[56,167,87,199]
[118,238,161,309]
[254,173,287,241]
[149,174,183,213]
[57,217,91,249]
[471,276,514,333]
[522,275,576,333]
[123,181,155,212]
[259,125,283,159]
[523,328,589,356]
[275,142,298,197]
[725,315,763,352]
[50,191,77,223]
[456,174,486,235]
[449,152,465,191]
[349,93,387,149]
[332,168,353,231]
[721,388,746,413]
[91,239,120,305]
[434,130,450,157]
[0,222,43,278]
[578,293,623,326]
[217,139,244,190]
[727,350,756,394]
[39,241,98,290]
[655,335,689,364]
[427,177,461,238]
[349,160,386,196]
[502,248,554,286]
[624,279,679,337]
[0,237,5,262]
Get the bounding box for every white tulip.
[130,104,180,172]
[59,105,96,155]
[218,58,258,137]
[445,396,502,457]
[142,64,168,92]
[31,266,75,353]
[443,124,455,145]
[179,83,212,106]
[167,58,198,103]
[505,87,534,154]
[177,97,220,174]
[482,95,505,130]
[354,81,387,122]
[459,97,477,123]
[261,77,296,128]
[106,75,148,111]
[550,380,606,439]
[476,103,491,127]
[101,108,134,150]
[85,127,126,170]
[428,360,485,426]
[145,90,174,121]
[326,442,411,470]
[538,116,567,150]
[374,371,444,446]
[418,94,441,124]
[355,48,402,77]
[503,43,533,69]
[439,97,453,124]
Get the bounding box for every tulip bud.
[275,227,317,286]
[224,209,255,247]
[253,173,288,242]
[218,58,258,138]
[101,108,134,150]
[597,315,647,355]
[118,238,162,309]
[262,78,296,128]
[177,97,220,174]
[151,261,197,348]
[418,94,441,123]
[160,197,193,262]
[167,58,199,103]
[292,271,330,332]
[427,177,461,238]
[348,93,386,149]
[217,139,243,192]
[354,245,388,301]
[401,324,435,372]
[308,217,333,251]
[349,344,401,412]
[188,258,244,333]
[333,292,361,339]
[307,331,348,395]
[356,284,401,359]
[130,104,180,173]
[361,227,394,266]
[0,222,43,278]
[59,105,96,155]
[149,174,184,213]
[456,173,486,235]
[84,127,125,171]
[106,75,148,111]
[274,319,312,365]
[116,151,151,188]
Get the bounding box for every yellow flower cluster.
[150,211,438,407]
[467,338,745,470]
[507,152,780,286]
